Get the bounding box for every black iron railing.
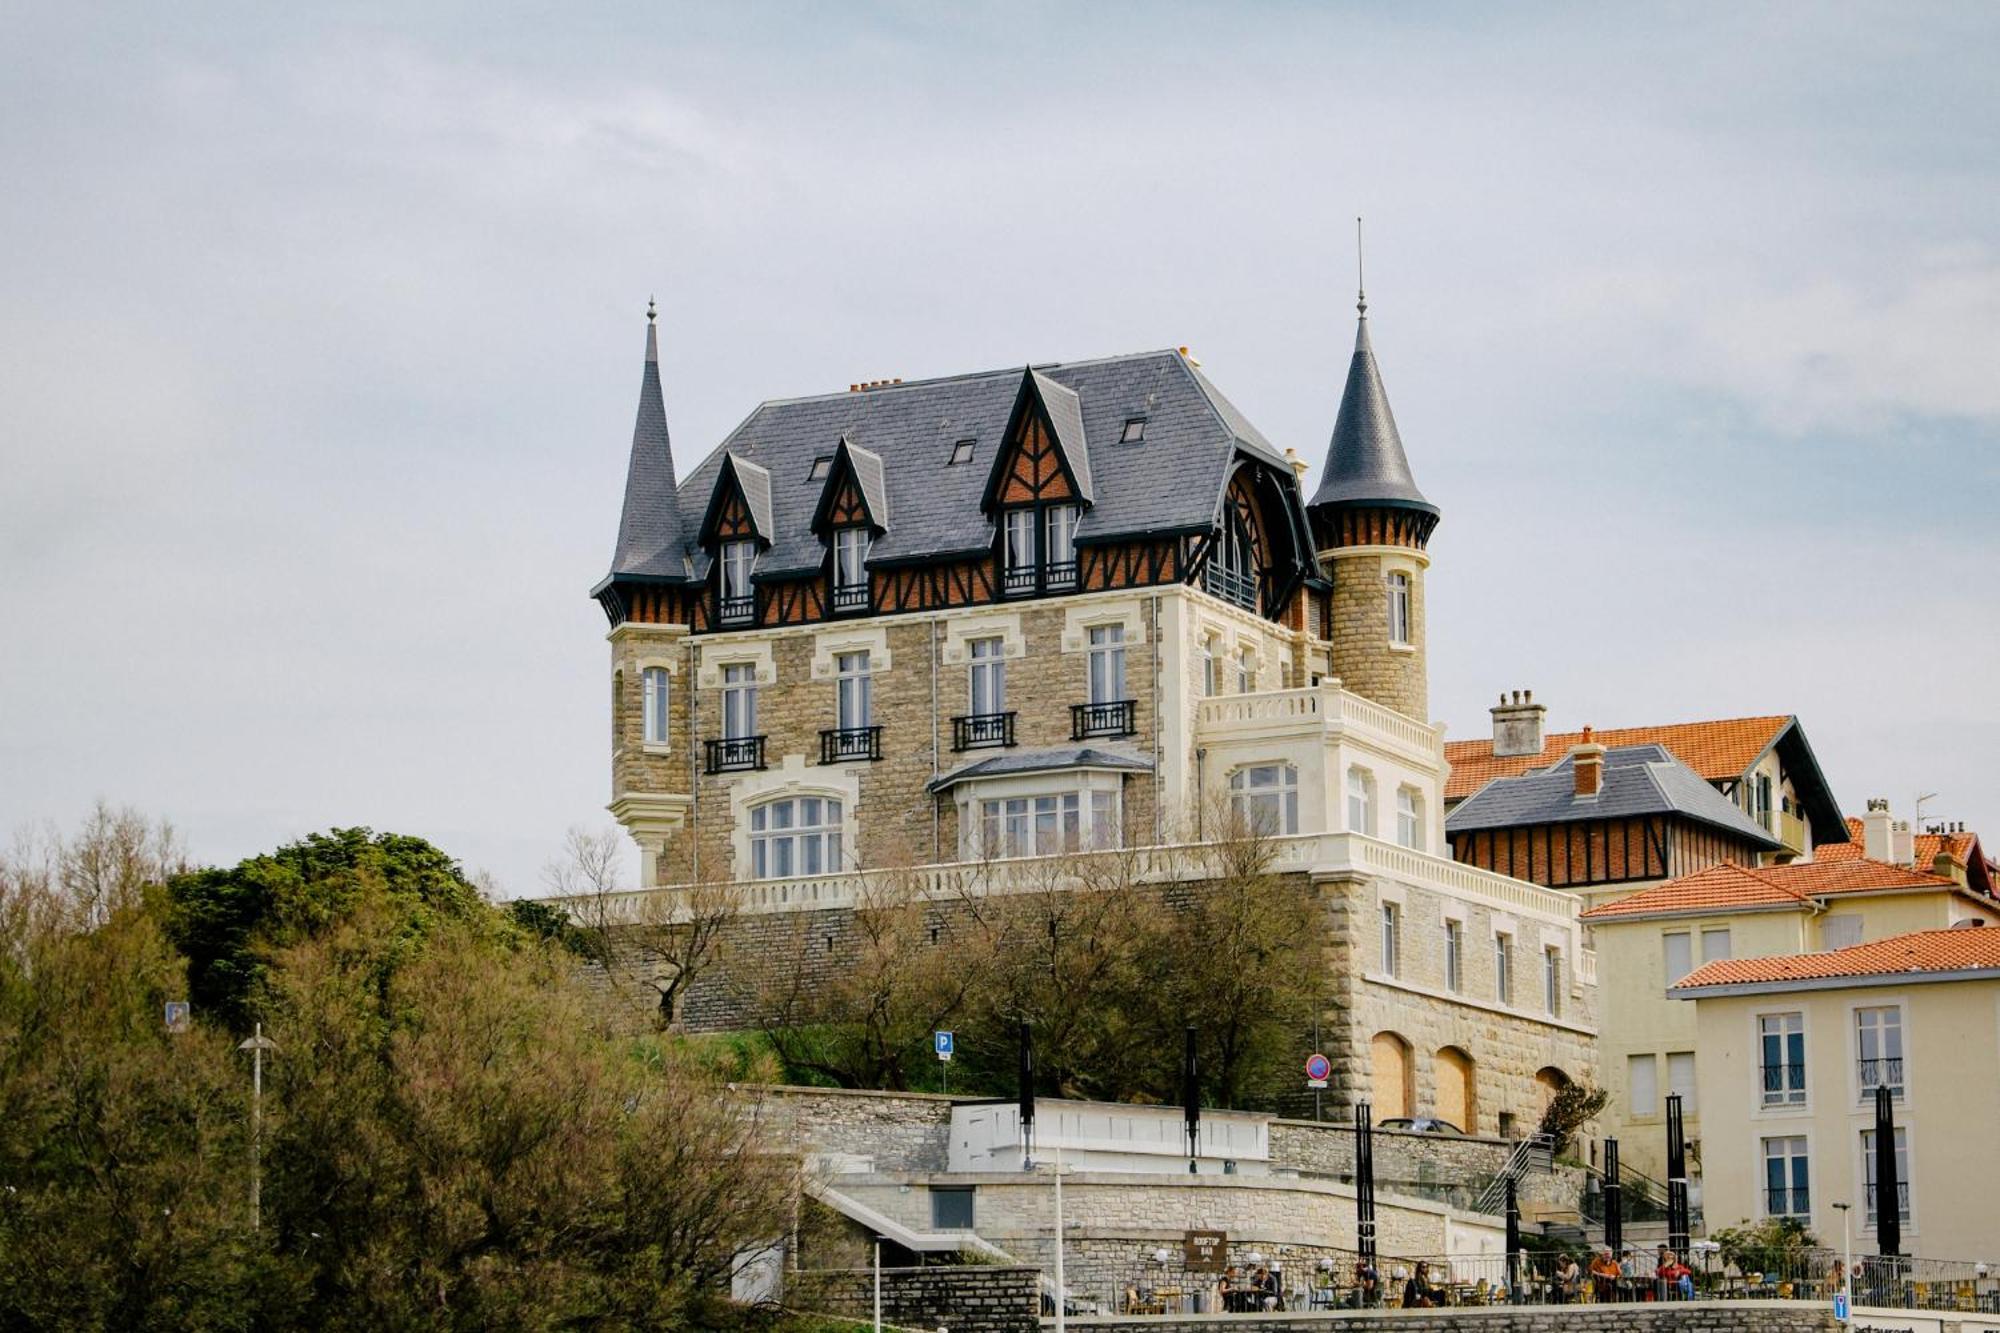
[1859,1057,1904,1096]
[1001,563,1037,596]
[1760,1063,1807,1105]
[1865,1180,1912,1220]
[717,593,756,627]
[1765,1185,1811,1217]
[703,735,766,774]
[1001,561,1078,597]
[819,725,882,764]
[1071,699,1136,740]
[952,711,1016,751]
[831,581,870,614]
[1203,563,1257,610]
[1044,560,1077,591]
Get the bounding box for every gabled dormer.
[809,434,889,615]
[982,368,1093,598]
[697,452,774,628]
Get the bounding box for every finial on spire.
[646,295,657,324]
[1355,216,1367,319]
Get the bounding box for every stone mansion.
[587,294,1597,1134]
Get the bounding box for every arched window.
[1370,1031,1414,1120]
[1205,509,1257,610]
[1228,764,1298,835]
[1435,1046,1477,1134]
[749,795,843,879]
[641,666,671,746]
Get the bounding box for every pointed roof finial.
[646,295,657,324]
[1356,216,1367,319]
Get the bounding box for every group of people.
[1579,1245,1696,1302]
[1218,1263,1283,1313]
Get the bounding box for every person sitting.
[1220,1266,1245,1313]
[1254,1265,1281,1312]
[1658,1250,1695,1301]
[1589,1248,1621,1304]
[1353,1258,1381,1308]
[1403,1261,1442,1309]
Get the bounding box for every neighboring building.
[1580,857,2000,1182]
[1443,707,1848,880]
[584,297,1598,1131]
[1672,925,2000,1262]
[1446,735,1785,905]
[1816,802,1997,899]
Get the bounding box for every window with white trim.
[969,637,1006,716]
[833,527,869,594]
[1855,1005,1904,1101]
[1543,946,1562,1016]
[836,651,871,731]
[1346,767,1376,836]
[750,795,842,878]
[1043,503,1077,575]
[1228,764,1298,835]
[1861,1127,1911,1226]
[1380,902,1400,977]
[722,664,757,740]
[1003,509,1035,581]
[721,539,755,602]
[1494,933,1513,1003]
[1395,787,1423,850]
[1759,1012,1807,1107]
[1087,624,1126,705]
[1387,571,1411,645]
[977,789,1119,858]
[641,666,670,746]
[1762,1135,1810,1217]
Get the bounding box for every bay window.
[641,666,670,746]
[976,789,1120,858]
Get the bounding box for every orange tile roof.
[1580,856,1960,922]
[1445,716,1792,801]
[1674,925,2000,990]
[1815,817,1978,872]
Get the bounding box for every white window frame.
[1347,766,1377,836]
[1043,503,1078,573]
[1236,646,1254,694]
[836,650,872,731]
[1444,918,1464,993]
[969,636,1006,716]
[1761,1134,1811,1219]
[1380,902,1400,977]
[976,788,1119,859]
[1854,1004,1905,1103]
[1003,509,1036,576]
[1087,623,1126,705]
[1757,1011,1808,1110]
[641,666,671,747]
[749,795,843,879]
[721,539,756,602]
[1395,787,1423,850]
[1387,570,1411,645]
[1201,635,1220,698]
[1494,933,1513,1004]
[722,663,758,740]
[833,527,870,592]
[1543,946,1562,1017]
[1228,763,1299,836]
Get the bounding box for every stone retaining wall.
[1059,1301,1840,1333]
[736,1084,955,1172]
[1268,1120,1586,1214]
[792,1263,1041,1333]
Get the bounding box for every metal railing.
[1472,1134,1554,1215]
[1864,1179,1912,1221]
[952,711,1016,751]
[1071,699,1136,740]
[1001,560,1078,596]
[1858,1057,1904,1098]
[1202,562,1258,610]
[1759,1063,1807,1106]
[1044,560,1078,591]
[830,581,870,613]
[717,593,756,627]
[1764,1186,1811,1217]
[818,726,881,764]
[703,735,766,774]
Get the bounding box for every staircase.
[1471,1134,1556,1216]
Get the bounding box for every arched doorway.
[1369,1031,1413,1120]
[1435,1046,1477,1134]
[1534,1066,1571,1123]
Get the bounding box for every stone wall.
[1325,547,1426,721]
[791,1264,1040,1333]
[1061,1302,1841,1333]
[1268,1121,1586,1214]
[736,1084,954,1172]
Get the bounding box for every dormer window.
[1204,510,1256,610]
[1043,504,1078,589]
[719,540,756,626]
[831,527,870,613]
[1002,503,1079,596]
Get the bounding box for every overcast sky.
[4,3,1995,894]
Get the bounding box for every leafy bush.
[1536,1079,1609,1156]
[1712,1217,1817,1275]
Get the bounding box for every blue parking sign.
[934,1030,954,1061]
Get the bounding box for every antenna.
[1356,216,1367,318]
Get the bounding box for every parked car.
[1378,1116,1466,1136]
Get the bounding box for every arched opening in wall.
[1434,1046,1477,1135]
[1369,1031,1413,1121]
[1534,1066,1572,1128]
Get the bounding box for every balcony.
[1001,561,1077,598]
[819,725,882,764]
[1195,683,1444,768]
[830,581,870,615]
[1071,699,1136,740]
[1777,809,1809,856]
[703,735,766,774]
[1863,1180,1911,1222]
[952,711,1016,751]
[1201,563,1257,611]
[717,593,756,628]
[1044,560,1078,592]
[1858,1057,1904,1099]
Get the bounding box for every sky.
[3,3,1996,895]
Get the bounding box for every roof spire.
[598,304,689,586]
[644,296,658,363]
[1356,216,1367,320]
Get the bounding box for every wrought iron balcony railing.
[1760,1063,1807,1106]
[830,582,870,614]
[952,711,1017,751]
[1043,560,1078,591]
[819,725,882,764]
[1001,561,1078,597]
[1202,563,1257,610]
[1858,1057,1905,1097]
[1071,699,1136,741]
[1765,1186,1811,1217]
[703,735,767,774]
[717,593,756,627]
[1863,1180,1911,1221]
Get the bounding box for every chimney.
[1933,848,1962,882]
[1490,689,1548,758]
[1283,447,1311,483]
[1862,799,1894,861]
[1572,725,1607,798]
[1893,819,1915,867]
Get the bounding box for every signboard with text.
[1183,1229,1227,1273]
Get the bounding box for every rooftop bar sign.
[1182,1229,1227,1273]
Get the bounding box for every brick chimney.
[1491,689,1548,758]
[1862,799,1895,861]
[1572,725,1607,798]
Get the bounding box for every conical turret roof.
[604,305,693,582]
[1308,312,1437,517]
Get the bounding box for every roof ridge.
[744,348,1189,412]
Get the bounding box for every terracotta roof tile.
[1675,925,2000,989]
[1445,716,1792,801]
[1580,856,1959,922]
[1815,817,1978,872]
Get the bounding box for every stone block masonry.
[1061,1301,1842,1333]
[790,1264,1041,1333]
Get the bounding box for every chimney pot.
[1571,732,1607,798]
[1490,689,1548,758]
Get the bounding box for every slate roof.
[603,347,1298,587]
[1031,369,1093,503]
[1671,925,2000,992]
[1445,743,1783,847]
[1308,313,1435,516]
[1582,856,1968,922]
[928,746,1154,793]
[604,318,690,582]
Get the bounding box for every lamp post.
[236,1023,278,1232]
[1052,1142,1067,1333]
[1832,1202,1852,1325]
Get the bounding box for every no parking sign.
[1305,1052,1331,1088]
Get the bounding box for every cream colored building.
[1580,858,2000,1182]
[1672,926,2000,1262]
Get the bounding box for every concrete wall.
[791,1263,1040,1333]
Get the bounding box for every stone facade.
[1325,548,1427,722]
[1061,1303,1845,1333]
[790,1263,1040,1333]
[737,1084,954,1172]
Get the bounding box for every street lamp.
[1832,1202,1852,1324]
[236,1023,278,1232]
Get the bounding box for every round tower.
[1306,284,1439,721]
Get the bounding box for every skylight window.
[948,439,975,465]
[808,455,832,480]
[1120,418,1146,443]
